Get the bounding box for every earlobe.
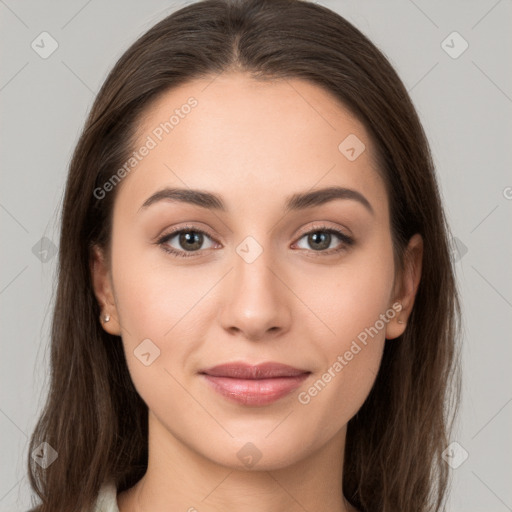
[90,245,122,336]
[385,234,423,340]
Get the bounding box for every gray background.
[1,0,511,510]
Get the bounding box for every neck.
[117,411,357,512]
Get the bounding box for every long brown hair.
[27,1,462,510]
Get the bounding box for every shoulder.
[25,482,119,512]
[93,481,120,512]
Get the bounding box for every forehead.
[115,71,387,219]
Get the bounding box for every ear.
[385,233,423,340]
[90,244,122,336]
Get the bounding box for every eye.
[156,225,217,258]
[156,223,354,259]
[293,224,354,256]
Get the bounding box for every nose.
[218,243,292,342]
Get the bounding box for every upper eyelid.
[295,222,352,238]
[161,224,216,241]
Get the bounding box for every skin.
[91,71,422,512]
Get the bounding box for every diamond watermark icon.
[31,442,58,469]
[236,236,263,264]
[31,31,59,59]
[134,338,161,366]
[449,237,468,263]
[32,236,58,263]
[237,442,262,468]
[338,134,366,161]
[441,31,468,59]
[442,441,469,469]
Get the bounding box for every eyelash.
[155,223,354,259]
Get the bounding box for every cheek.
[112,267,205,379]
[294,237,394,414]
[296,338,384,447]
[111,265,201,412]
[295,283,391,439]
[111,229,211,337]
[298,232,395,346]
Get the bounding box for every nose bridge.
[235,237,275,292]
[218,232,291,339]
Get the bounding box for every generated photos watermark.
[93,96,198,200]
[297,301,403,405]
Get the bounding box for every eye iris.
[309,231,331,251]
[179,231,203,251]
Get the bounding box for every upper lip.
[200,362,310,379]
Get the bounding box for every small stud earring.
[397,318,405,324]
[102,314,110,323]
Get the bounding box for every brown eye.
[294,226,354,254]
[156,227,217,258]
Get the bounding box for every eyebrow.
[138,186,374,216]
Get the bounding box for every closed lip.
[199,361,311,379]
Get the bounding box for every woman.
[26,0,461,511]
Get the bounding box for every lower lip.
[200,373,310,406]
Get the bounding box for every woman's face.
[92,71,418,470]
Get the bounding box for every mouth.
[199,361,311,406]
